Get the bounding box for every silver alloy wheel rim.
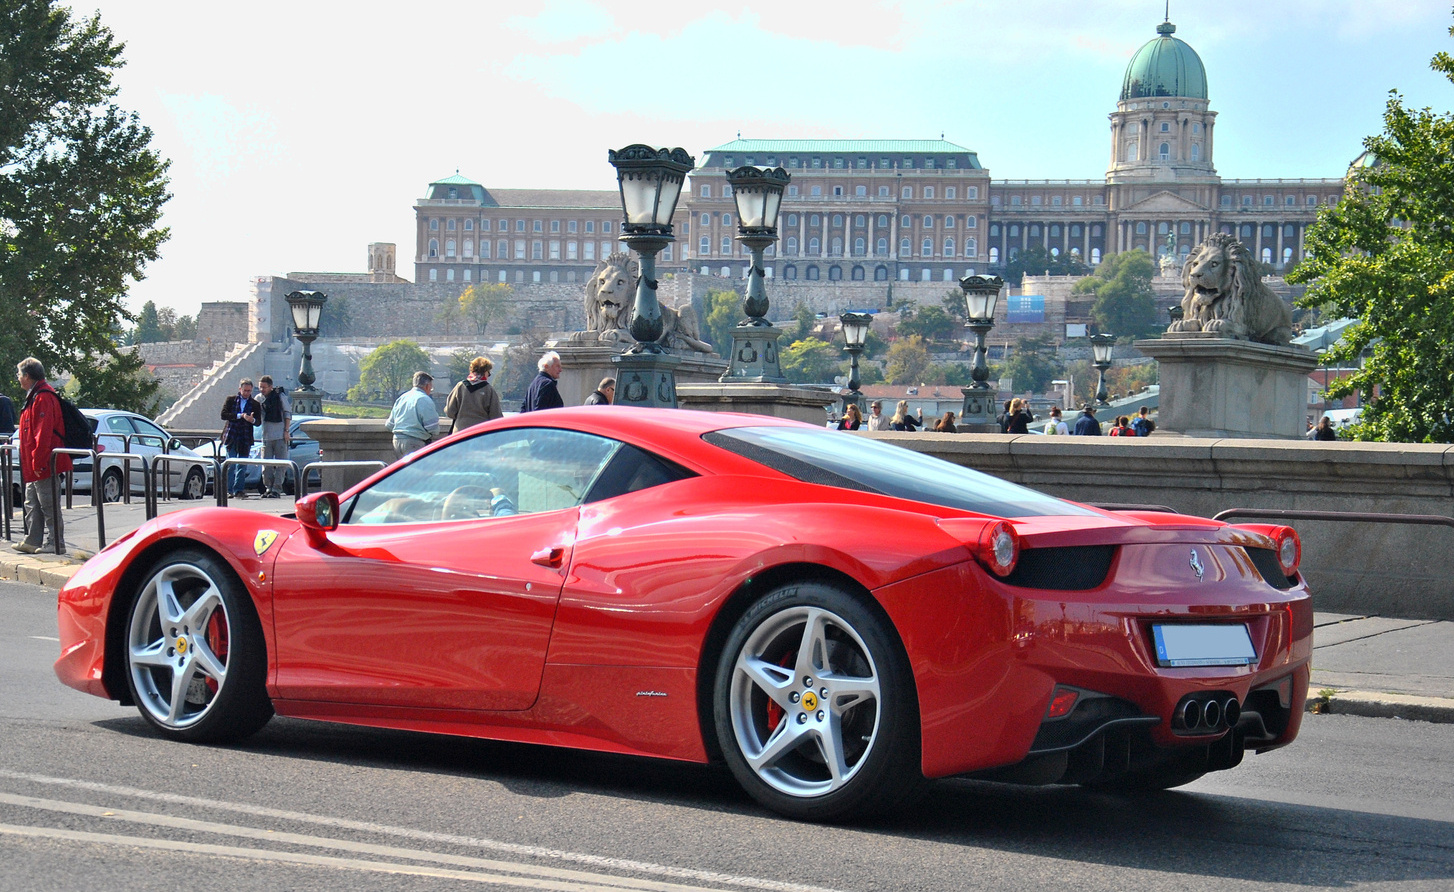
[183,470,205,499]
[127,562,230,729]
[730,605,881,798]
[102,470,122,502]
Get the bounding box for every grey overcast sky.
[88,0,1454,316]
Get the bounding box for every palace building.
[412,17,1341,288]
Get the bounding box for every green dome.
[1120,21,1207,101]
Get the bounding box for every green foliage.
[703,289,741,353]
[134,301,163,343]
[942,289,967,322]
[895,304,959,347]
[349,339,431,402]
[1000,334,1065,395]
[885,336,931,385]
[857,362,885,386]
[435,299,461,337]
[780,338,840,383]
[320,294,351,338]
[67,348,162,415]
[1288,18,1454,442]
[460,283,511,335]
[131,300,192,343]
[0,1,170,400]
[444,349,474,384]
[793,302,816,340]
[932,362,974,386]
[1002,245,1090,287]
[1073,250,1160,339]
[172,312,195,341]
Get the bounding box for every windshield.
[704,426,1096,518]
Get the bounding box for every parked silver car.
[70,409,214,501]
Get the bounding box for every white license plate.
[1152,624,1256,667]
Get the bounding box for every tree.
[1000,334,1065,395]
[320,294,351,337]
[435,299,461,337]
[895,304,959,348]
[460,283,511,335]
[779,338,840,383]
[1002,245,1090,287]
[134,300,164,343]
[792,302,816,340]
[885,336,931,385]
[68,347,161,415]
[1288,18,1454,442]
[349,339,431,402]
[173,313,196,341]
[1073,250,1159,339]
[444,349,475,385]
[702,289,741,353]
[0,1,170,399]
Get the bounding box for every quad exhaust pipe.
[1174,694,1240,734]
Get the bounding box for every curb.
[1306,690,1454,724]
[0,554,82,591]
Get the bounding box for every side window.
[130,418,168,448]
[585,444,695,502]
[345,428,620,524]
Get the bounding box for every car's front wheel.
[714,582,922,822]
[124,549,273,742]
[180,468,206,500]
[100,467,124,503]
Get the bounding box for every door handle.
[531,546,565,568]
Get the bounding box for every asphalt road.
[3,578,1452,891]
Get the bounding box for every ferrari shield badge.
[254,530,279,556]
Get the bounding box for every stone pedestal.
[550,343,728,407]
[297,419,393,493]
[720,325,786,383]
[1136,334,1318,439]
[677,383,838,425]
[612,352,682,408]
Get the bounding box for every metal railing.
[148,454,218,517]
[48,447,152,553]
[216,458,300,506]
[299,460,386,498]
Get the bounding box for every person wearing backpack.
[14,357,71,554]
[1131,406,1156,437]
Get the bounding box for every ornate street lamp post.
[721,165,791,382]
[838,312,872,413]
[285,290,327,415]
[607,144,694,408]
[1091,332,1116,406]
[958,274,1004,427]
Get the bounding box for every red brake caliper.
[205,610,229,694]
[764,652,794,732]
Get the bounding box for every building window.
[1071,224,1082,236]
[1094,195,1105,205]
[1263,224,1275,238]
[878,186,890,197]
[1243,195,1253,206]
[548,220,559,233]
[829,265,842,280]
[1193,123,1202,134]
[446,268,455,282]
[924,187,935,199]
[428,238,438,258]
[1264,195,1275,206]
[810,214,821,227]
[806,265,820,280]
[567,220,578,233]
[945,216,955,228]
[1009,225,1019,236]
[852,265,865,280]
[1050,225,1060,236]
[1031,196,1041,206]
[1052,196,1062,206]
[533,220,543,232]
[809,237,820,254]
[966,237,977,256]
[481,220,491,231]
[699,236,711,255]
[1010,195,1021,206]
[877,237,888,254]
[785,236,798,255]
[1191,144,1201,161]
[901,186,912,198]
[1158,222,1169,235]
[1261,247,1272,264]
[464,219,473,231]
[944,237,955,255]
[1180,222,1192,234]
[533,271,541,283]
[903,157,914,168]
[498,239,508,258]
[721,237,732,254]
[429,219,438,230]
[1241,225,1253,238]
[445,239,456,258]
[946,158,957,169]
[875,265,888,280]
[811,185,823,196]
[855,215,865,227]
[532,240,543,260]
[900,238,911,255]
[480,240,491,259]
[1286,196,1297,206]
[583,241,594,261]
[832,214,843,227]
[830,236,842,255]
[1160,122,1170,132]
[899,268,911,280]
[585,221,595,233]
[989,247,999,264]
[700,185,710,197]
[811,157,822,168]
[784,265,797,280]
[788,157,799,168]
[1073,196,1083,206]
[946,187,956,199]
[1126,142,1138,162]
[566,241,577,260]
[428,268,437,281]
[855,185,866,197]
[923,215,934,227]
[1091,248,1101,264]
[1136,222,1147,234]
[966,215,977,228]
[900,215,911,228]
[921,269,931,281]
[1221,195,1232,207]
[833,157,844,169]
[877,215,888,227]
[500,270,508,283]
[788,185,799,197]
[462,239,473,257]
[1159,142,1171,160]
[516,220,526,232]
[514,240,525,259]
[968,186,978,199]
[921,237,932,256]
[1284,224,1296,237]
[463,269,472,282]
[723,213,732,226]
[723,156,733,166]
[924,158,935,169]
[1308,195,1318,206]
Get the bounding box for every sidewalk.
[4,500,1452,723]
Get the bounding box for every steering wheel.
[441,485,496,520]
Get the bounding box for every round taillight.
[978,521,1020,577]
[1274,526,1301,575]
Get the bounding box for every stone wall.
[195,302,249,348]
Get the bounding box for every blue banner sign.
[1006,295,1045,323]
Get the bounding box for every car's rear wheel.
[714,582,922,822]
[180,468,206,500]
[124,549,272,742]
[100,467,124,503]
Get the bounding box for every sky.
[85,0,1454,318]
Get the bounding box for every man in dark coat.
[1072,404,1102,436]
[521,351,564,413]
[220,378,261,497]
[0,391,16,436]
[583,377,615,406]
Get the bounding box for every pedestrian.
[444,357,504,431]
[220,377,261,498]
[1043,407,1069,435]
[890,400,922,431]
[1131,406,1156,437]
[1313,416,1338,441]
[1072,404,1102,436]
[257,375,291,498]
[1005,398,1034,434]
[13,358,70,554]
[997,399,1013,433]
[385,371,440,459]
[836,404,863,430]
[865,400,891,431]
[0,390,16,437]
[1109,415,1135,436]
[583,377,615,406]
[521,351,564,412]
[934,411,957,433]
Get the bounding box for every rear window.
[704,426,1095,518]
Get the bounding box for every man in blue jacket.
[1072,404,1102,436]
[521,351,564,413]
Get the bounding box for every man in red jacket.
[14,357,72,554]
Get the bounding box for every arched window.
[810,214,821,227]
[1092,224,1102,236]
[900,238,911,255]
[1191,144,1201,161]
[464,219,473,231]
[877,215,889,228]
[809,237,821,254]
[446,219,456,231]
[944,237,955,255]
[806,265,820,280]
[1136,222,1147,234]
[1241,225,1253,238]
[1050,225,1060,236]
[445,239,457,258]
[1263,224,1275,238]
[855,215,865,227]
[832,214,843,227]
[945,216,956,228]
[784,265,797,280]
[1282,247,1293,265]
[966,237,977,257]
[874,265,888,281]
[1091,248,1101,264]
[921,237,933,256]
[785,214,796,227]
[1126,141,1138,162]
[462,239,473,257]
[828,265,842,281]
[851,265,865,280]
[700,236,710,255]
[430,219,439,231]
[1261,248,1272,264]
[1159,142,1170,160]
[1029,225,1040,236]
[1181,222,1192,234]
[854,237,865,255]
[831,237,842,255]
[1070,225,1082,236]
[989,223,998,236]
[989,247,1000,264]
[1009,225,1019,236]
[923,215,934,227]
[785,236,798,255]
[428,238,438,258]
[901,215,911,228]
[1284,224,1296,237]
[876,237,888,254]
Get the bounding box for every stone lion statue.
[1166,233,1294,346]
[570,252,713,353]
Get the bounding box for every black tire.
[180,468,206,500]
[713,582,923,822]
[100,467,124,503]
[123,548,273,743]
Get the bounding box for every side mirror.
[169,438,183,452]
[296,491,340,533]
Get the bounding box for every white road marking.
[0,822,689,891]
[0,771,840,892]
[28,636,59,642]
[0,792,723,892]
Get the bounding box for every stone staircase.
[158,341,267,430]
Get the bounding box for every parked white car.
[70,409,214,501]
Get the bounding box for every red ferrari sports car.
[56,407,1311,821]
